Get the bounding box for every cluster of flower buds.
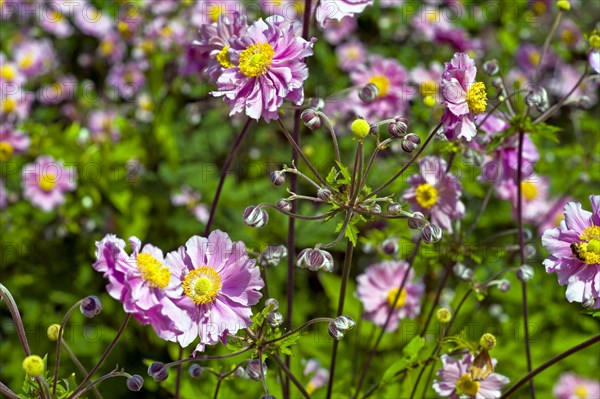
[263,298,283,328]
[388,116,408,138]
[126,375,144,391]
[421,224,443,244]
[243,206,269,228]
[301,108,322,130]
[328,315,355,341]
[270,170,286,186]
[258,245,288,267]
[80,295,102,318]
[246,359,268,381]
[148,362,169,382]
[387,202,403,214]
[296,248,334,272]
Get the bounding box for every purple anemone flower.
[22,155,76,212]
[0,124,30,161]
[356,260,424,332]
[433,353,509,398]
[542,195,600,308]
[403,156,465,233]
[553,372,600,399]
[213,16,315,122]
[165,230,264,352]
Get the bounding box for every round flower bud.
[270,171,286,186]
[557,0,571,11]
[482,59,500,76]
[22,355,44,377]
[47,324,61,341]
[80,295,102,318]
[301,108,321,130]
[421,224,443,244]
[317,187,332,201]
[265,298,279,312]
[246,360,267,381]
[453,263,474,281]
[480,333,496,350]
[328,322,345,341]
[277,199,292,213]
[407,212,427,230]
[258,245,288,267]
[516,264,534,282]
[423,96,436,107]
[333,315,355,332]
[359,83,379,103]
[369,204,382,214]
[525,86,549,112]
[296,248,334,272]
[436,308,452,323]
[401,133,421,152]
[267,311,284,328]
[497,279,512,292]
[126,374,144,391]
[148,362,169,382]
[387,202,402,214]
[243,206,269,228]
[188,364,203,379]
[381,238,399,255]
[351,118,371,139]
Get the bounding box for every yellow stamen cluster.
[466,82,487,114]
[575,385,588,399]
[456,373,480,396]
[521,181,538,201]
[386,288,407,309]
[368,74,391,97]
[137,253,170,289]
[0,141,15,161]
[39,172,57,192]
[351,118,371,139]
[22,355,44,377]
[415,183,438,209]
[1,64,16,80]
[1,98,17,114]
[573,226,600,265]
[100,40,114,56]
[19,54,34,70]
[182,266,222,305]
[239,43,274,77]
[216,45,235,69]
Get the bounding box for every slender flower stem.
[260,203,336,220]
[0,382,20,399]
[317,111,341,164]
[71,370,132,399]
[501,334,600,399]
[174,347,184,399]
[62,340,103,399]
[0,284,31,356]
[204,117,253,236]
[534,65,588,124]
[272,354,312,399]
[350,140,364,205]
[68,314,132,399]
[353,240,422,398]
[367,122,442,199]
[516,129,535,399]
[284,167,321,190]
[319,211,352,249]
[419,261,454,337]
[326,239,355,399]
[263,318,334,346]
[165,347,252,368]
[53,300,83,395]
[534,11,562,83]
[278,118,328,186]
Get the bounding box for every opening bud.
[246,359,268,381]
[270,171,286,186]
[387,202,402,214]
[243,206,269,228]
[264,298,279,312]
[301,108,321,130]
[388,117,408,137]
[296,248,334,272]
[267,311,284,328]
[401,133,421,152]
[525,86,549,112]
[258,245,288,267]
[80,295,102,318]
[333,315,355,332]
[277,199,292,213]
[421,224,443,244]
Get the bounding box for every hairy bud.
[243,206,269,228]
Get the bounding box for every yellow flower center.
[590,34,600,49]
[140,97,153,111]
[466,82,487,114]
[50,10,63,22]
[532,1,547,14]
[575,385,588,399]
[100,40,114,56]
[2,98,17,114]
[425,10,439,23]
[182,266,222,305]
[529,51,541,66]
[161,25,172,37]
[208,6,222,22]
[420,80,437,97]
[368,74,390,97]
[424,96,436,107]
[415,183,438,209]
[456,373,480,396]
[118,21,130,34]
[136,253,170,289]
[141,40,154,54]
[561,29,575,45]
[239,43,274,77]
[572,226,600,265]
[346,47,360,60]
[18,54,34,69]
[521,181,538,201]
[216,45,234,69]
[124,71,136,84]
[1,64,16,80]
[554,213,565,226]
[0,141,14,161]
[306,382,317,395]
[39,172,57,191]
[386,288,407,309]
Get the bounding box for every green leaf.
[381,359,410,383]
[402,336,425,361]
[345,223,359,246]
[335,161,352,185]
